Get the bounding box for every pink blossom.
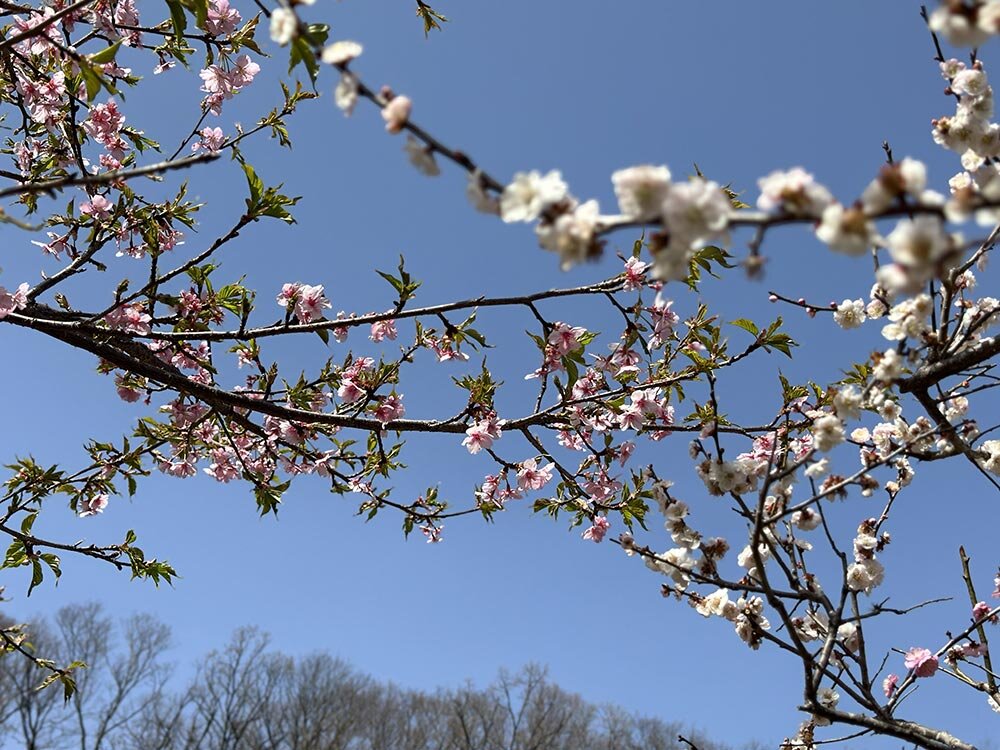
[648,294,679,348]
[904,647,939,678]
[160,457,198,478]
[370,319,398,342]
[420,523,444,543]
[192,126,225,154]
[80,194,113,220]
[204,450,240,482]
[582,470,622,502]
[547,322,587,355]
[205,0,241,36]
[462,416,504,454]
[374,394,405,425]
[622,256,649,291]
[973,601,998,624]
[582,516,611,543]
[956,641,988,659]
[114,374,143,402]
[230,54,260,87]
[104,302,151,335]
[78,493,109,517]
[12,9,62,56]
[557,429,587,451]
[83,99,126,152]
[337,379,366,403]
[617,441,635,466]
[882,674,898,699]
[0,283,30,319]
[516,458,554,491]
[619,404,644,431]
[381,95,412,134]
[295,284,331,323]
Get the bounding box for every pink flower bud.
[382,95,412,134]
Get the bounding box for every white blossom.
[885,216,951,271]
[847,558,885,594]
[269,7,297,45]
[661,178,731,247]
[816,203,876,256]
[834,386,863,421]
[321,40,363,65]
[403,136,440,176]
[536,199,601,269]
[335,73,359,116]
[467,171,500,214]
[757,167,833,217]
[501,170,569,223]
[812,414,845,452]
[833,299,865,329]
[612,165,671,221]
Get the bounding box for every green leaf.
[166,0,187,40]
[89,39,123,64]
[415,1,449,36]
[28,559,43,596]
[730,318,759,336]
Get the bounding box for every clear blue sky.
[3,2,999,746]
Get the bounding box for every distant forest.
[0,603,737,750]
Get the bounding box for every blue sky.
[3,1,1000,746]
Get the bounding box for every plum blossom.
[885,216,952,271]
[381,96,412,134]
[816,203,877,256]
[846,559,885,594]
[581,516,610,543]
[928,5,991,47]
[661,178,731,246]
[467,171,500,214]
[694,588,735,618]
[904,647,939,678]
[322,40,363,65]
[536,199,602,269]
[861,158,928,212]
[811,414,845,452]
[883,674,899,699]
[516,458,554,491]
[757,167,833,217]
[500,170,569,223]
[335,73,359,115]
[981,440,1000,474]
[404,136,440,176]
[812,687,840,726]
[269,7,297,44]
[611,164,671,221]
[833,299,865,329]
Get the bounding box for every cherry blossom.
[904,647,939,678]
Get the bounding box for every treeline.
[0,604,732,750]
